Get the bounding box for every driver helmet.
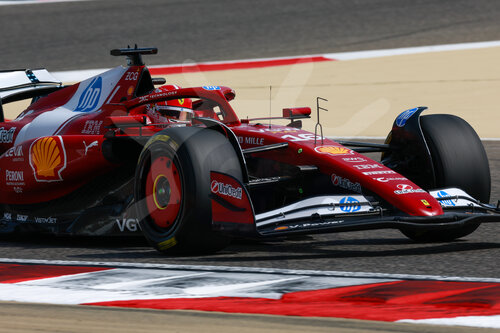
[153,85,193,121]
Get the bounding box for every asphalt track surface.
[0,0,499,278]
[2,0,500,71]
[0,141,498,280]
[0,0,499,298]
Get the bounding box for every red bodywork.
[230,124,442,217]
[0,61,443,228]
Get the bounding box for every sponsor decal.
[83,140,99,155]
[75,77,102,112]
[5,145,24,162]
[342,157,367,163]
[339,196,361,213]
[13,187,23,194]
[437,190,456,207]
[202,86,221,90]
[81,120,103,135]
[29,136,67,182]
[249,128,299,134]
[270,128,298,134]
[3,213,12,220]
[5,170,24,186]
[421,199,431,207]
[16,214,28,222]
[397,184,412,191]
[281,133,320,142]
[375,177,408,182]
[363,170,396,175]
[353,164,383,170]
[26,70,39,83]
[274,226,289,231]
[396,107,418,127]
[0,127,16,144]
[140,90,178,104]
[314,146,354,156]
[158,237,177,251]
[238,136,264,145]
[34,217,57,224]
[127,85,134,96]
[144,134,177,151]
[331,174,362,193]
[276,220,345,231]
[116,218,141,232]
[211,180,243,200]
[156,91,178,98]
[394,184,426,195]
[125,71,139,81]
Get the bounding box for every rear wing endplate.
[0,69,63,121]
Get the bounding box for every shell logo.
[127,86,134,96]
[314,146,353,156]
[29,136,67,182]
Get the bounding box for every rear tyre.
[400,114,490,242]
[134,127,243,254]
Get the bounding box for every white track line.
[52,40,500,82]
[49,40,500,141]
[324,40,500,60]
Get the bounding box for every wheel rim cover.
[145,156,182,228]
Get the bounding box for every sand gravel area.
[161,46,500,139]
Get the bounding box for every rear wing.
[0,69,63,121]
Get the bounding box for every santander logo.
[211,180,242,200]
[394,183,426,195]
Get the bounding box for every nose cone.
[401,194,444,216]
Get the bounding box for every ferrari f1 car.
[0,47,498,253]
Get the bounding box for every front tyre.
[134,127,243,254]
[401,114,490,242]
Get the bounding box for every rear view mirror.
[282,107,311,119]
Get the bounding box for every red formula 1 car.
[0,47,498,253]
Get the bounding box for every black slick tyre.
[401,114,490,242]
[134,127,243,254]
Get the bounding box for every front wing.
[210,172,500,238]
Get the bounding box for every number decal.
[281,133,319,141]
